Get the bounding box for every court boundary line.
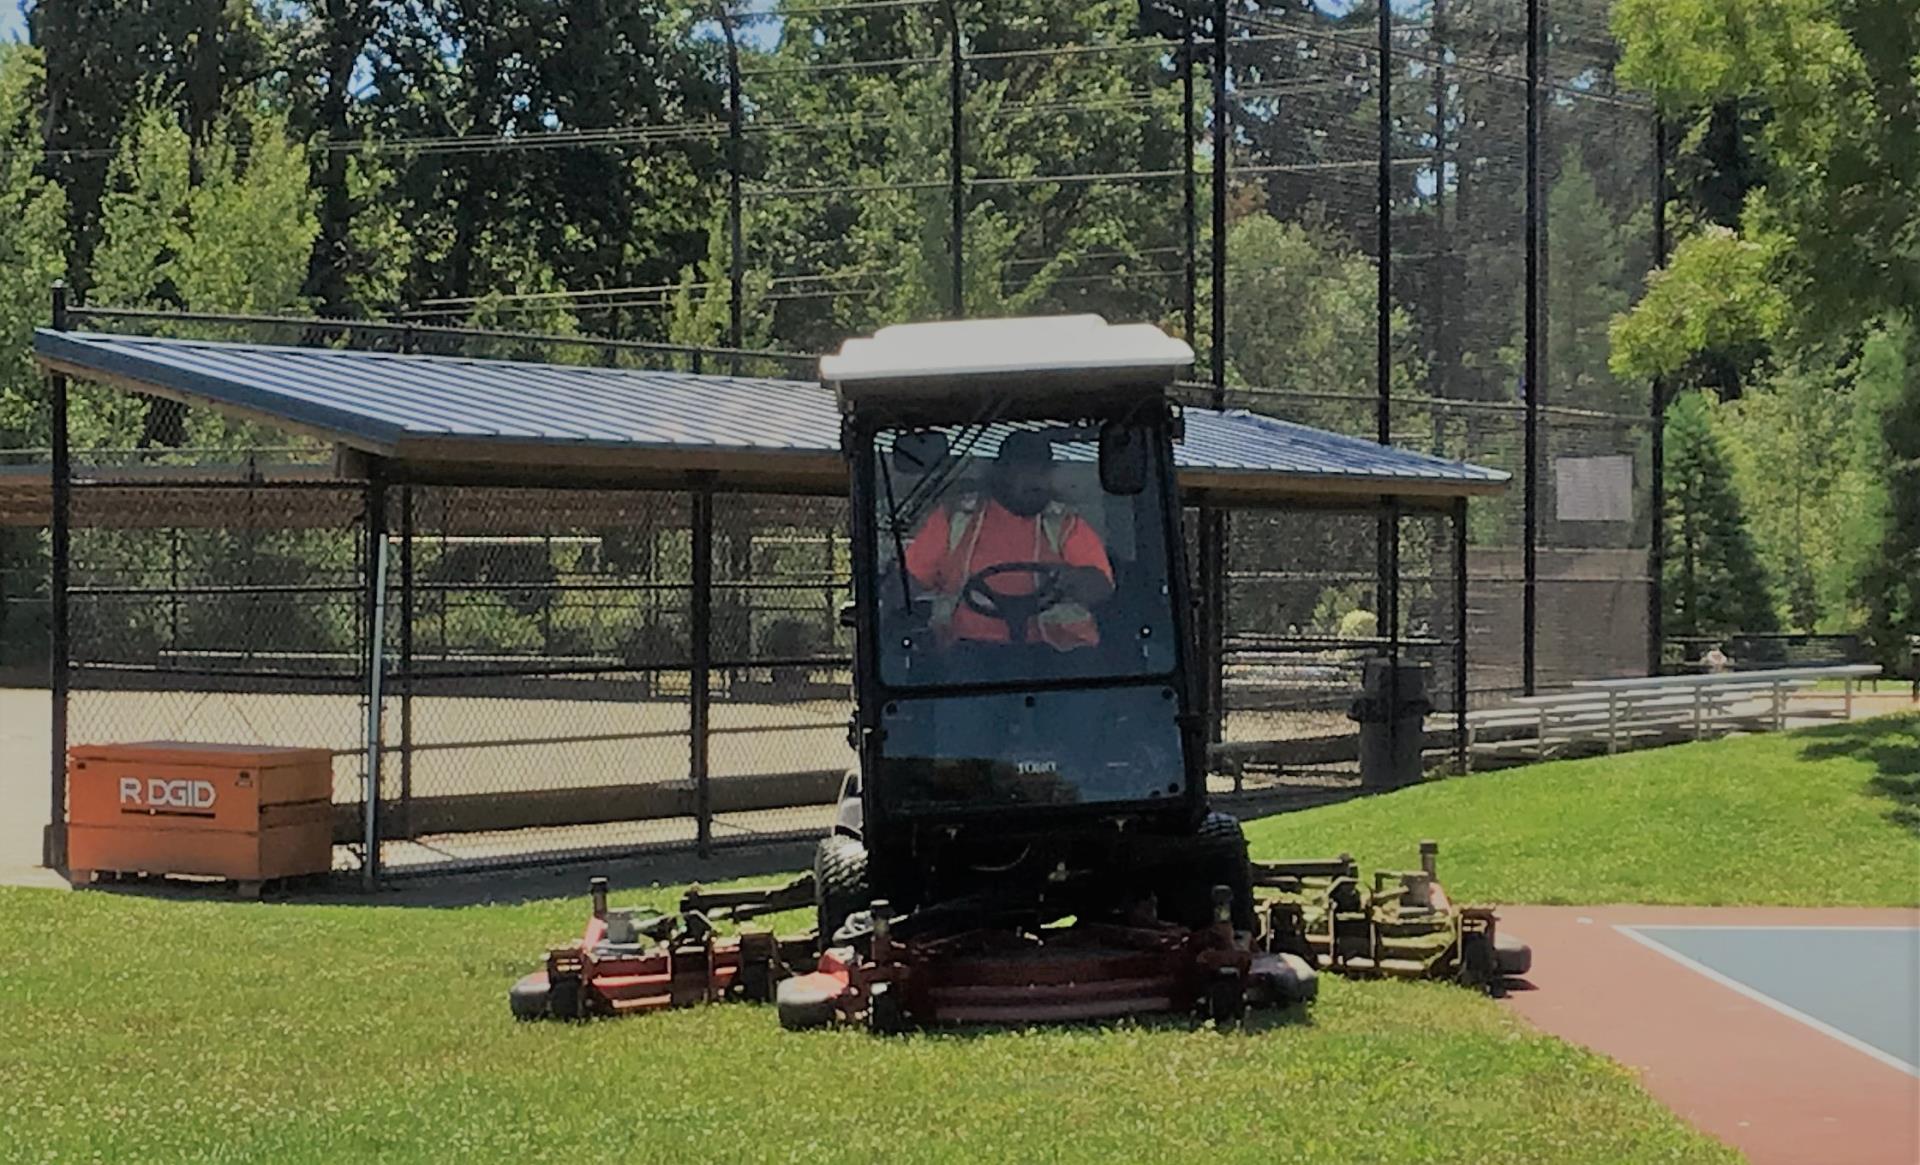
[1614,924,1920,1079]
[1630,925,1914,932]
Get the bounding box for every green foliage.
[1216,213,1422,430]
[1546,152,1644,415]
[91,102,318,314]
[1716,359,1865,630]
[1613,0,1919,640]
[1662,391,1777,636]
[1842,317,1920,663]
[0,46,69,451]
[1608,226,1785,392]
[1614,0,1918,332]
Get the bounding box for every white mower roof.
[820,315,1194,394]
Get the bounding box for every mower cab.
[820,316,1218,937]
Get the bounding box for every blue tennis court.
[1621,925,1920,1075]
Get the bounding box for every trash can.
[66,742,334,892]
[1349,657,1432,789]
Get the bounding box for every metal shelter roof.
[34,329,1509,504]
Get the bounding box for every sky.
[0,4,21,43]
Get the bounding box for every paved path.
[1498,905,1920,1165]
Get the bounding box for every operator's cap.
[996,430,1055,467]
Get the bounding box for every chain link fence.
[21,0,1663,876]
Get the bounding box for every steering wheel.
[959,561,1069,644]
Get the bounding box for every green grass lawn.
[1247,714,1920,906]
[0,887,1733,1165]
[6,718,1913,1163]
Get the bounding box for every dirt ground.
[4,685,1912,876]
[0,689,50,876]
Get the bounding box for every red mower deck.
[1496,905,1919,1165]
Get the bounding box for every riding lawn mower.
[508,316,1530,1031]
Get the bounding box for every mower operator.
[902,431,1114,650]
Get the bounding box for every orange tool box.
[67,742,334,890]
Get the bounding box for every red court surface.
[1497,906,1920,1165]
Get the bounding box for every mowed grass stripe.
[0,888,1732,1164]
[1246,714,1920,907]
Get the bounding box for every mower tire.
[1205,966,1247,1027]
[1494,932,1532,977]
[1155,813,1256,932]
[814,834,871,946]
[508,972,552,1021]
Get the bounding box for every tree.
[1717,360,1860,630]
[360,0,725,336]
[29,0,277,296]
[1662,390,1777,637]
[747,0,1187,351]
[0,46,70,451]
[1613,0,1919,647]
[92,103,318,316]
[1840,318,1919,664]
[1614,0,1919,336]
[1213,212,1423,432]
[1608,226,1786,398]
[88,100,318,445]
[0,45,69,670]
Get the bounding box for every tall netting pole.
[1181,0,1198,345]
[1375,0,1392,447]
[1647,114,1669,677]
[1209,0,1227,402]
[947,0,966,318]
[1522,0,1542,695]
[722,2,745,361]
[1203,0,1229,750]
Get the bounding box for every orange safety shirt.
[904,497,1112,648]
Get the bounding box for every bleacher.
[1464,665,1883,768]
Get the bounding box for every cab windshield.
[871,418,1179,690]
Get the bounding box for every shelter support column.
[1198,497,1227,774]
[361,466,388,889]
[45,282,69,871]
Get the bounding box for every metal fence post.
[361,467,388,889]
[1453,495,1469,771]
[691,475,715,858]
[1522,0,1541,696]
[44,281,69,872]
[947,0,966,318]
